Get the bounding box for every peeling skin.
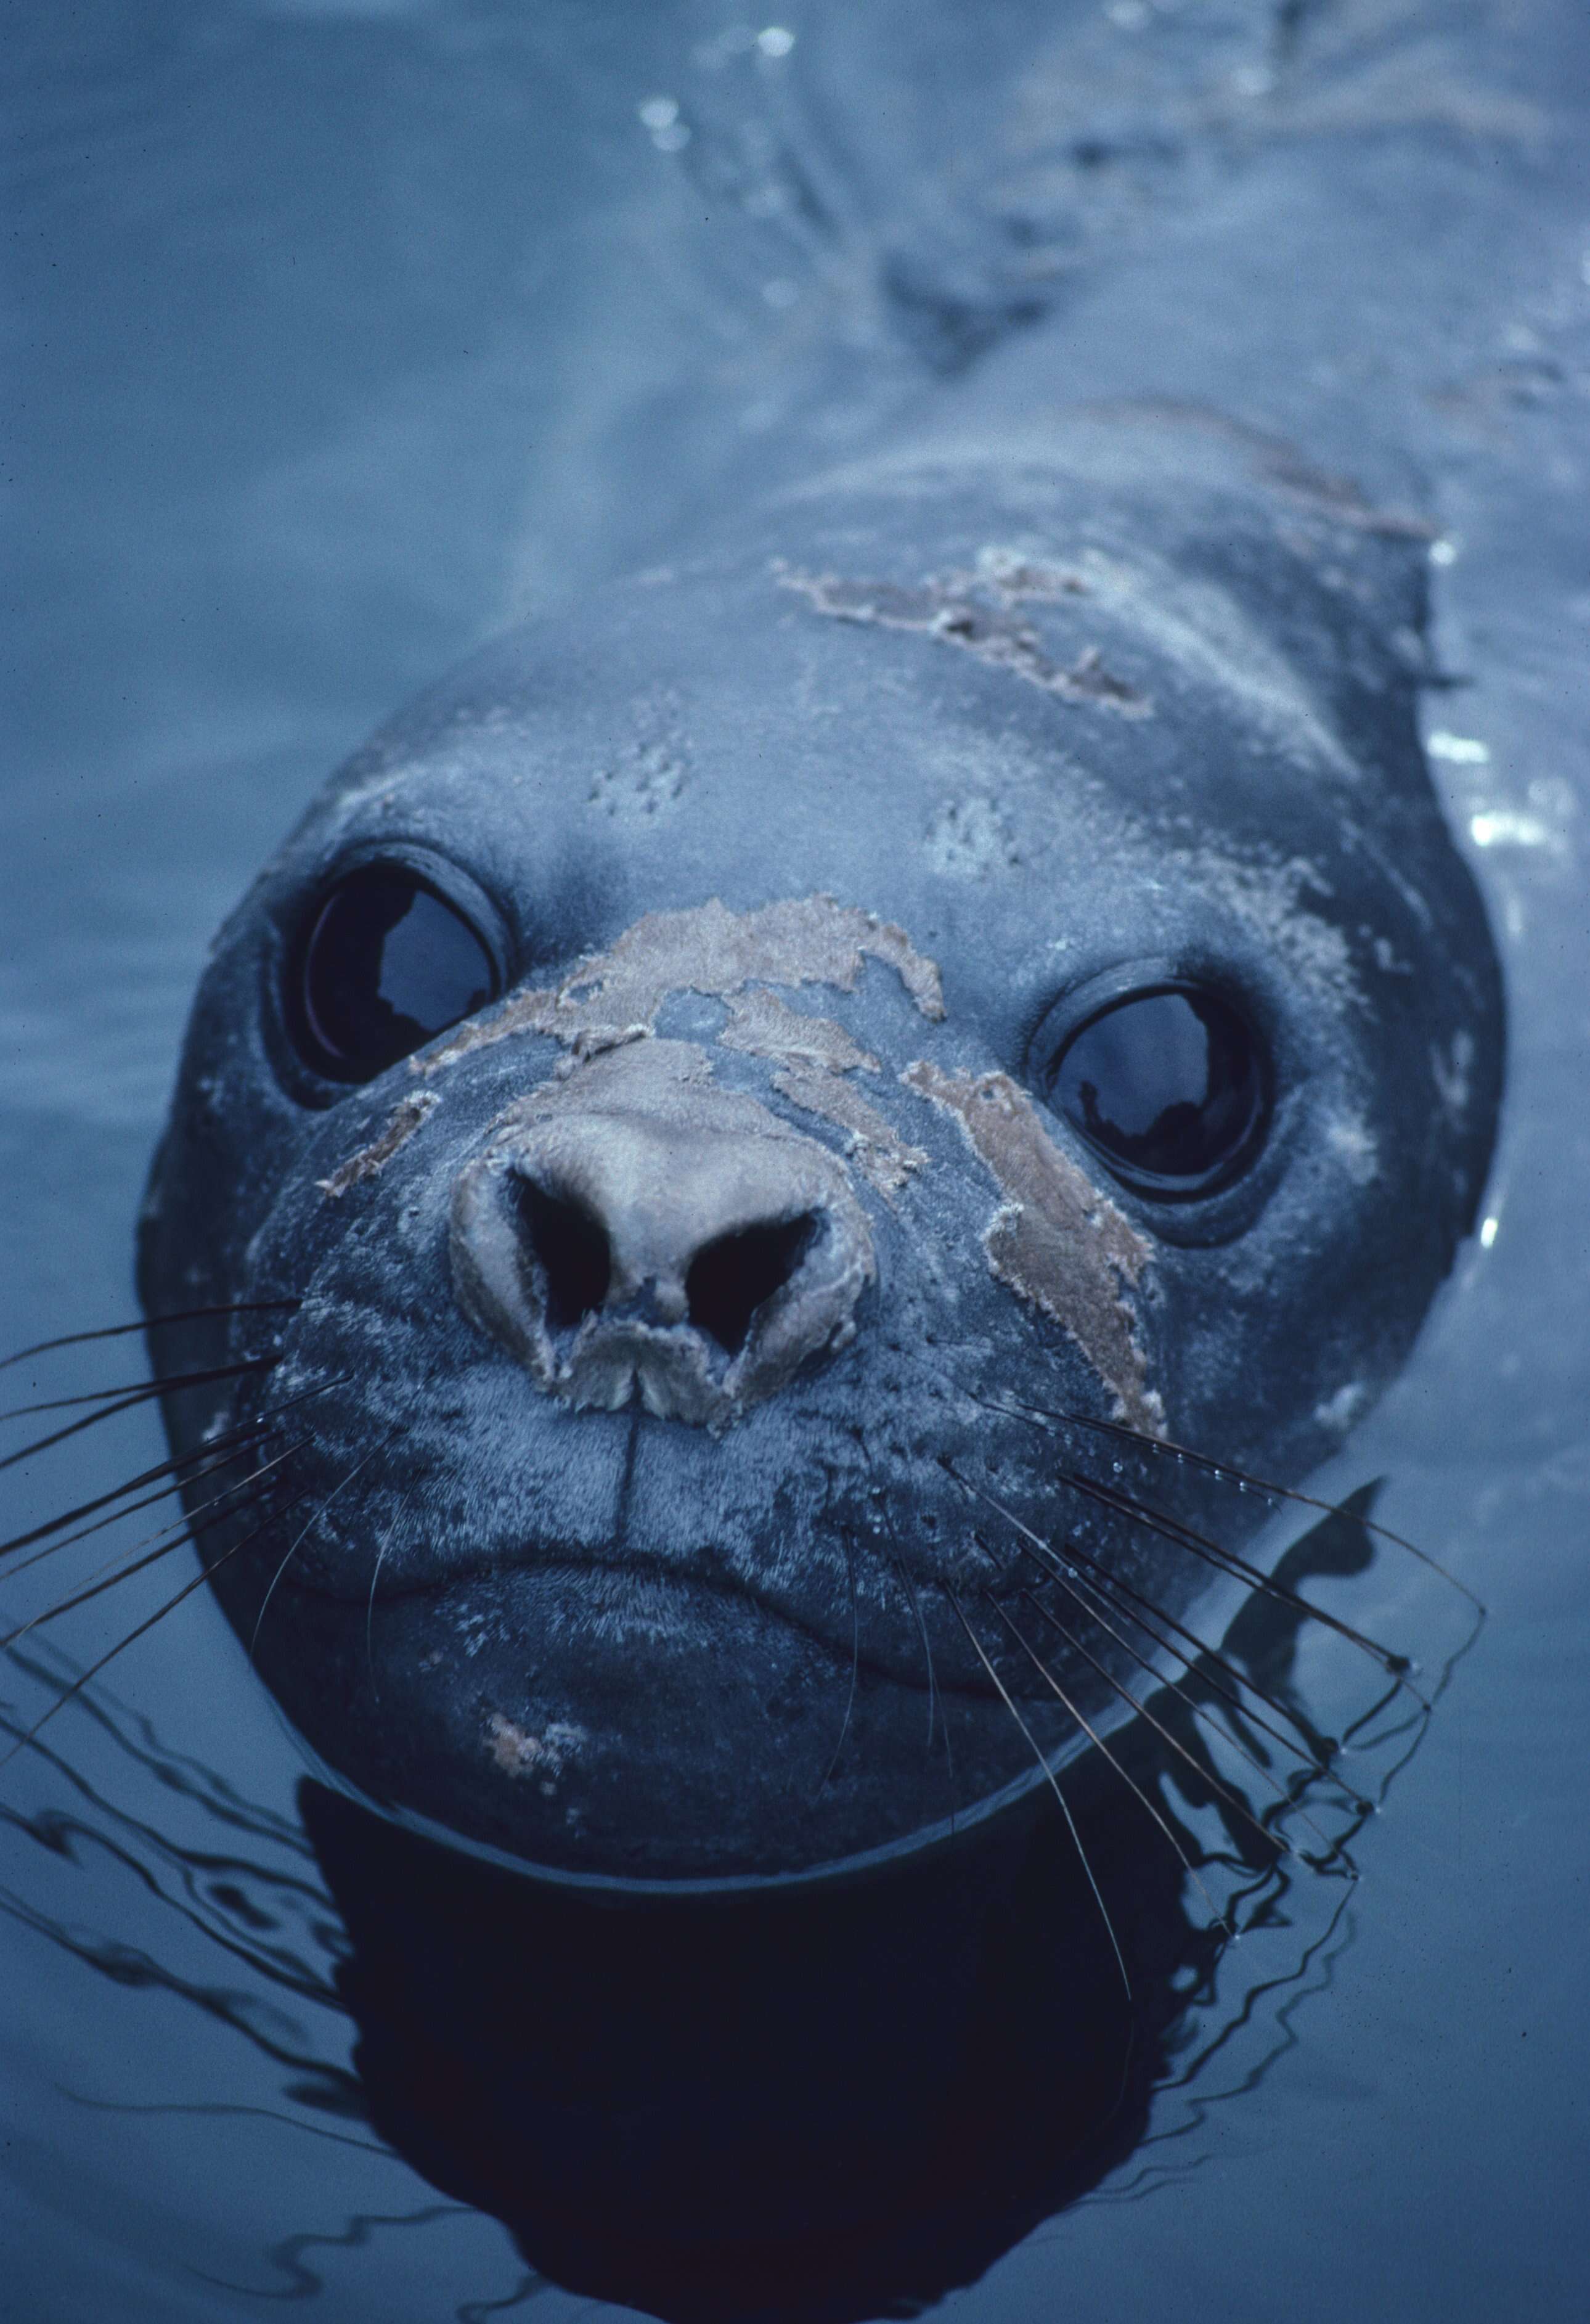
[774,457,1361,782]
[417,893,945,1078]
[1181,852,1365,1016]
[317,1091,439,1198]
[770,1063,927,1198]
[720,988,927,1196]
[720,986,879,1076]
[322,899,946,1198]
[487,1712,589,1784]
[778,567,1150,716]
[902,1062,1163,1435]
[969,546,1091,600]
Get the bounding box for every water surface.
[4,6,1588,2318]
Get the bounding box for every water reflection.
[2,1460,1470,2321]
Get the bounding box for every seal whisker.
[984,1594,1233,1935]
[0,1428,279,1562]
[919,1375,1339,1760]
[1053,1561,1340,1779]
[1014,1587,1302,1866]
[0,1359,279,1476]
[1,1489,280,1651]
[1046,1463,1426,1708]
[1025,1558,1350,1855]
[0,1376,349,1566]
[0,1491,316,1772]
[4,1439,301,1585]
[894,1557,942,1760]
[940,1454,1334,1775]
[364,1522,398,1704]
[945,1587,1131,2000]
[964,1496,1312,1857]
[2,1445,266,1582]
[0,1356,282,1426]
[0,1444,309,1650]
[942,1384,1423,1725]
[1038,1405,1483,1613]
[247,1437,396,1667]
[950,1468,1348,1852]
[0,1301,301,1375]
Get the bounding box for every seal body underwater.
[136,394,1503,1887]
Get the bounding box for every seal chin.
[246,1558,1069,1889]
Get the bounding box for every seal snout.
[449,1041,875,1427]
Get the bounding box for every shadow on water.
[0,1430,1477,2323]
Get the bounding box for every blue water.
[4,4,1589,2318]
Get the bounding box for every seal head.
[139,407,1502,1886]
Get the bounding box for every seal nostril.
[513,1180,611,1332]
[686,1214,817,1356]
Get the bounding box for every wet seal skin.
[137,403,1502,1890]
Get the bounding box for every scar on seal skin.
[317,1090,439,1198]
[778,565,1149,714]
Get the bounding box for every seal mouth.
[269,1540,1025,1701]
[256,1549,1110,1889]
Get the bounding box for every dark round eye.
[286,862,500,1083]
[1041,985,1270,1200]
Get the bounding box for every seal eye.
[1042,985,1270,1200]
[287,862,500,1083]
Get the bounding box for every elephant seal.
[137,401,1502,1887]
